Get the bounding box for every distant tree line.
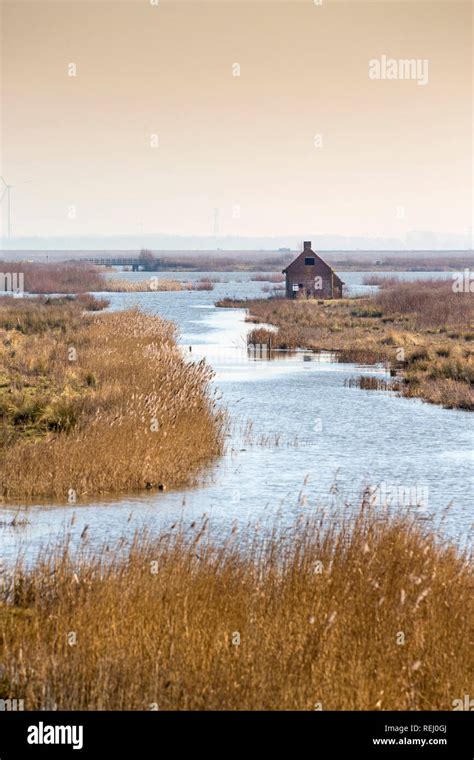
[138,249,160,271]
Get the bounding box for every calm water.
[1,271,472,564]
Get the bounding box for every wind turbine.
[0,176,12,238]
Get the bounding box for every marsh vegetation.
[0,298,224,501]
[218,279,473,410]
[0,501,471,710]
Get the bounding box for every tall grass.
[103,278,184,292]
[251,273,285,282]
[218,280,473,409]
[102,278,215,292]
[374,278,470,330]
[189,278,215,291]
[0,261,104,294]
[156,253,291,272]
[0,501,471,710]
[0,299,224,501]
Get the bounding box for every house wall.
[284,253,342,299]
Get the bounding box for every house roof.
[282,246,344,285]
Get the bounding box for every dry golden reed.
[103,278,215,292]
[0,502,471,710]
[0,298,224,501]
[218,280,473,410]
[0,261,104,294]
[103,278,185,292]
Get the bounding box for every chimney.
[303,241,311,251]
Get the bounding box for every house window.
[292,284,299,291]
[305,257,315,265]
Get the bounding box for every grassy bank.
[0,262,217,294]
[0,298,224,501]
[0,261,103,294]
[218,280,473,410]
[0,502,471,710]
[103,277,215,292]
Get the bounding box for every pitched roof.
[282,247,344,284]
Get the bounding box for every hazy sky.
[1,0,472,240]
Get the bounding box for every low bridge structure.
[80,257,145,271]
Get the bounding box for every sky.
[0,0,472,245]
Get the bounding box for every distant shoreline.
[1,249,472,273]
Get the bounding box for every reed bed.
[357,255,473,272]
[102,278,215,292]
[103,278,185,292]
[374,279,470,330]
[0,261,104,294]
[155,253,291,272]
[0,263,215,295]
[0,299,224,501]
[189,278,215,291]
[251,273,285,283]
[362,275,401,287]
[218,280,473,410]
[74,293,110,311]
[247,327,274,348]
[345,376,403,392]
[0,501,471,710]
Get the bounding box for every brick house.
[282,242,344,299]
